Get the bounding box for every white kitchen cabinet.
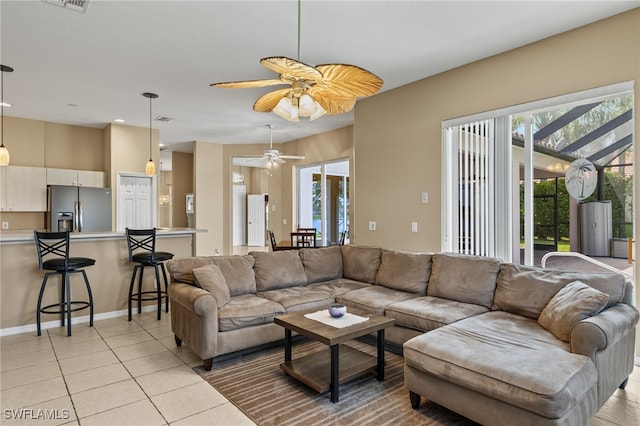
[47,168,105,187]
[5,166,47,211]
[0,166,6,211]
[77,170,106,187]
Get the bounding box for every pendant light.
[0,65,14,166]
[143,92,158,175]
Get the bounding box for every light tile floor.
[1,311,638,425]
[0,312,255,426]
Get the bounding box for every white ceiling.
[2,0,638,161]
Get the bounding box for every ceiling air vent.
[45,0,89,13]
[155,116,174,123]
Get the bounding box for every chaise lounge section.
[166,246,638,424]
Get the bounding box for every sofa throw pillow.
[192,264,231,307]
[209,255,256,296]
[251,250,308,292]
[375,250,432,295]
[299,246,343,284]
[493,263,625,319]
[538,280,609,342]
[166,257,215,285]
[341,245,382,284]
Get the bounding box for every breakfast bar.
[0,228,198,334]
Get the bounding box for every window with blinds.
[443,120,496,257]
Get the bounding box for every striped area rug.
[199,339,478,426]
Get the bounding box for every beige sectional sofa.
[166,245,638,425]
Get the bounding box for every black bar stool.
[33,230,95,337]
[125,228,174,321]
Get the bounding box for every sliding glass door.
[443,84,634,268]
[297,159,349,246]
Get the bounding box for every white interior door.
[247,194,265,246]
[233,184,247,246]
[118,174,154,231]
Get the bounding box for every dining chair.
[268,230,278,251]
[291,231,316,248]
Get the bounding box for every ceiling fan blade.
[234,154,269,159]
[273,157,287,164]
[210,79,286,89]
[253,88,291,112]
[314,64,383,97]
[307,88,357,114]
[278,155,305,160]
[260,57,323,81]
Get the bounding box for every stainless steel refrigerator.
[47,185,112,232]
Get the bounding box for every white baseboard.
[0,305,160,337]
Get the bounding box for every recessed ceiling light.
[114,118,125,123]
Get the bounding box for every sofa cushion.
[166,257,214,285]
[336,286,417,316]
[257,287,333,313]
[251,250,308,291]
[218,294,285,332]
[299,246,343,284]
[493,263,626,319]
[538,281,609,342]
[427,253,501,309]
[209,255,256,296]
[403,311,597,419]
[307,279,372,298]
[192,265,231,307]
[375,250,432,295]
[386,296,488,332]
[341,245,382,284]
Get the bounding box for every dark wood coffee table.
[274,307,395,403]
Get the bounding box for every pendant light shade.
[0,65,14,166]
[142,92,158,176]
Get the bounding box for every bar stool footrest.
[40,301,91,315]
[130,290,168,302]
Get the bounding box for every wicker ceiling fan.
[210,1,383,122]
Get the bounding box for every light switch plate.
[368,221,376,231]
[421,192,429,204]
[411,222,418,232]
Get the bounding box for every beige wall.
[44,122,104,170]
[353,9,640,253]
[193,141,223,255]
[171,151,194,228]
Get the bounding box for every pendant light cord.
[149,95,152,159]
[1,68,4,147]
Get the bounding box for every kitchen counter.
[0,228,205,334]
[0,227,203,244]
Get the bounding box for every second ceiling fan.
[239,125,304,169]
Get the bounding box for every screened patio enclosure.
[513,93,633,263]
[443,87,634,268]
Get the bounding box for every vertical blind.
[453,120,495,256]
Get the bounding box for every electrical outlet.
[283,218,288,225]
[1,222,8,230]
[368,221,376,231]
[421,192,429,204]
[411,222,418,232]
